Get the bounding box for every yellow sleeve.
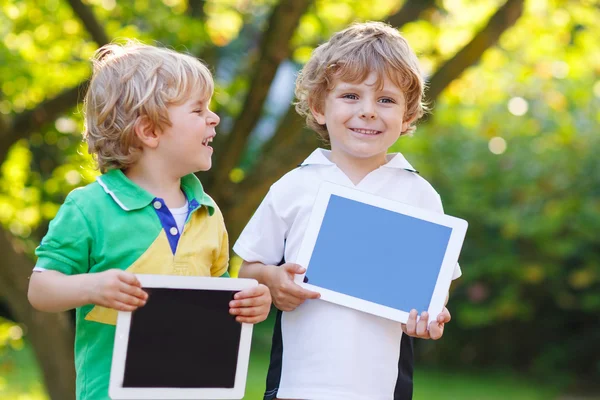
[211,209,230,277]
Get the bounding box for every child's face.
[159,88,220,175]
[312,72,410,167]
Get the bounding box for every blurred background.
[0,0,599,399]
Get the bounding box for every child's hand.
[229,284,272,324]
[401,307,451,340]
[265,263,320,312]
[88,269,148,311]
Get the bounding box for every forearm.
[238,261,277,287]
[28,270,93,312]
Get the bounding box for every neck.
[330,151,387,185]
[124,158,187,208]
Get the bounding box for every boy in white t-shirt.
[234,22,460,400]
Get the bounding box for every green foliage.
[1,0,599,391]
[394,0,600,376]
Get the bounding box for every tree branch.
[0,81,88,164]
[222,0,526,238]
[426,0,524,102]
[187,0,205,19]
[224,0,439,231]
[208,0,313,200]
[386,0,436,29]
[66,0,109,46]
[0,0,106,164]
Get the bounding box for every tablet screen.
[307,195,453,313]
[122,288,240,389]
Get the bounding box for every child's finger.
[429,322,444,340]
[117,271,141,287]
[301,287,320,299]
[120,282,148,300]
[416,312,429,337]
[282,263,306,275]
[229,296,266,309]
[284,283,320,300]
[404,309,418,336]
[230,306,265,317]
[110,300,139,312]
[116,292,146,307]
[234,285,268,300]
[437,308,451,324]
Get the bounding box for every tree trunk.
[208,0,313,198]
[0,231,76,400]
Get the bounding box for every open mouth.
[202,137,213,147]
[350,128,382,135]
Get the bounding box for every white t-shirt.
[234,149,461,400]
[170,201,189,234]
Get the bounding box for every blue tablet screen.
[307,195,452,313]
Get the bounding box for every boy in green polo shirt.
[27,41,271,400]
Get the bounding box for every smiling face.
[158,89,220,176]
[311,71,410,168]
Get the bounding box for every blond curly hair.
[83,41,214,172]
[295,21,427,141]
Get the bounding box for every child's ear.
[309,101,326,125]
[401,114,417,134]
[133,116,159,149]
[401,121,410,133]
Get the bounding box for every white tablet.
[109,275,257,400]
[295,182,468,324]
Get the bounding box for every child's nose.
[359,101,377,120]
[208,111,220,126]
[359,109,377,120]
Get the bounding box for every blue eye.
[380,98,395,104]
[342,94,358,100]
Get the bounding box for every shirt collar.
[299,148,419,173]
[96,169,216,215]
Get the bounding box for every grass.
[0,316,578,400]
[414,368,567,400]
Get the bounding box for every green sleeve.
[219,271,230,278]
[34,196,92,275]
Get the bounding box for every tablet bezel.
[294,181,467,323]
[109,275,257,399]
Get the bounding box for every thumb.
[283,263,305,275]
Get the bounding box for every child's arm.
[239,261,320,312]
[400,293,451,340]
[28,269,148,313]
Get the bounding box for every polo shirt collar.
[382,152,419,173]
[96,169,216,215]
[300,148,419,173]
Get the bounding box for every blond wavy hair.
[83,41,214,172]
[295,21,427,141]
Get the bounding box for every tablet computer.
[295,181,468,323]
[109,275,257,399]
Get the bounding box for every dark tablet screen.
[122,288,241,389]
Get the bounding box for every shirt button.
[153,201,162,209]
[169,227,178,235]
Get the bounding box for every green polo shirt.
[35,169,230,400]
